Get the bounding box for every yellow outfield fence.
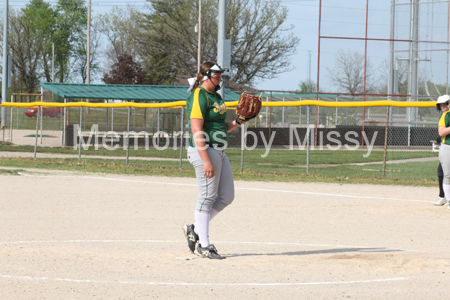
[0,100,437,108]
[0,98,440,182]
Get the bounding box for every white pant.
[187,146,235,213]
[440,143,450,185]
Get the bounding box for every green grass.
[0,142,439,187]
[0,168,25,175]
[0,144,438,163]
[0,156,437,186]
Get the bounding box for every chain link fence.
[0,91,440,182]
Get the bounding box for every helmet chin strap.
[214,80,224,92]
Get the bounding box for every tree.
[97,5,177,85]
[21,0,57,83]
[73,22,102,83]
[326,49,375,94]
[53,0,87,83]
[297,80,316,94]
[377,59,409,95]
[100,0,299,86]
[97,6,142,66]
[227,0,299,85]
[103,54,153,85]
[0,9,43,93]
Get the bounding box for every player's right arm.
[190,89,214,179]
[191,119,214,179]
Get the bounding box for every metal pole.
[179,106,184,168]
[126,107,130,166]
[265,97,268,127]
[268,91,272,138]
[316,0,322,97]
[240,122,245,172]
[87,0,91,84]
[52,43,54,82]
[16,105,18,130]
[361,0,369,147]
[389,0,396,98]
[9,105,12,143]
[62,98,66,146]
[315,0,323,147]
[382,107,390,178]
[335,96,338,126]
[34,106,40,159]
[217,0,227,100]
[111,107,114,147]
[1,0,9,125]
[447,0,449,94]
[79,106,82,160]
[306,106,310,175]
[197,0,202,73]
[40,87,43,144]
[157,107,160,145]
[299,98,302,125]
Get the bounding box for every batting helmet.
[436,95,450,111]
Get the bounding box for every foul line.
[0,274,406,286]
[19,173,429,203]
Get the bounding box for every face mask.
[201,64,224,92]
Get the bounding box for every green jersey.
[439,111,450,145]
[186,87,228,148]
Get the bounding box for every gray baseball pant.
[187,146,235,214]
[440,143,450,185]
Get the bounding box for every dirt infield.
[1,169,449,299]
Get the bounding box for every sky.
[5,0,450,93]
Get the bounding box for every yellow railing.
[0,100,436,108]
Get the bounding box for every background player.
[437,95,450,209]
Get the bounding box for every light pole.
[1,0,9,127]
[87,0,91,84]
[197,0,201,73]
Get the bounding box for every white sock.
[194,211,210,247]
[443,184,450,201]
[209,208,220,220]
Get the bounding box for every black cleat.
[182,224,199,254]
[196,244,226,259]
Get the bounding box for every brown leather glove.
[235,92,262,125]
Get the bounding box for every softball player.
[437,95,450,209]
[182,62,241,259]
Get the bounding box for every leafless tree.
[327,50,375,94]
[0,9,43,93]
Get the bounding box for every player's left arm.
[439,113,450,136]
[226,121,240,132]
[438,126,450,137]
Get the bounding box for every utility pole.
[87,0,91,84]
[388,0,396,122]
[217,0,231,100]
[197,0,201,73]
[407,0,419,124]
[86,0,91,114]
[2,0,9,128]
[52,43,55,82]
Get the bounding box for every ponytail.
[189,61,216,92]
